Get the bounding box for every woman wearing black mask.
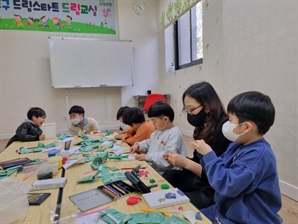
[163,81,231,209]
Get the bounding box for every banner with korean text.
[0,0,116,34]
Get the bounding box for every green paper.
[78,132,89,140]
[160,215,189,224]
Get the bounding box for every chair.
[142,93,165,112]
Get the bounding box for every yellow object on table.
[48,156,63,169]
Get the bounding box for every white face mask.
[222,121,245,142]
[70,118,80,125]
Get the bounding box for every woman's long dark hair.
[182,82,227,145]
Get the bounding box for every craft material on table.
[142,188,190,209]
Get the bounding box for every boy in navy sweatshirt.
[192,91,282,224]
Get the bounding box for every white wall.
[158,0,224,137]
[0,0,162,139]
[222,0,298,201]
[158,0,298,200]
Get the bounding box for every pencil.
[23,172,35,181]
[101,187,117,199]
[112,184,126,195]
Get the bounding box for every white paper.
[56,137,75,142]
[108,145,128,155]
[41,145,62,153]
[63,158,85,169]
[68,146,81,155]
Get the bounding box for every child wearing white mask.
[192,91,282,224]
[69,105,100,135]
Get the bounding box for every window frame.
[174,3,203,70]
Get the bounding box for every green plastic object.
[149,179,156,183]
[109,166,119,171]
[90,151,108,169]
[99,208,132,224]
[128,212,165,224]
[160,215,189,224]
[38,142,56,148]
[101,172,127,184]
[57,132,73,140]
[105,130,114,135]
[77,169,101,183]
[161,184,170,189]
[78,132,89,140]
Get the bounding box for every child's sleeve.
[203,150,256,197]
[122,125,152,146]
[16,123,40,141]
[137,139,151,153]
[146,134,183,169]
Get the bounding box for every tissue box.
[32,177,67,190]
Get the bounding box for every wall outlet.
[63,116,67,122]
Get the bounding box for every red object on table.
[126,196,142,205]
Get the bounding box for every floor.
[1,136,297,223]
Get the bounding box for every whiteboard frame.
[48,37,134,88]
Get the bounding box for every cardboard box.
[32,177,67,190]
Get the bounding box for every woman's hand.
[163,152,189,168]
[191,140,212,155]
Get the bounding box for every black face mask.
[187,109,207,127]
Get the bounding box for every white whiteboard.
[48,37,133,88]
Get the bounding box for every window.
[174,1,203,70]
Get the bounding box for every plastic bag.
[0,177,32,223]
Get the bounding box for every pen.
[73,206,110,219]
[121,167,146,170]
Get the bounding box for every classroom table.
[0,136,211,224]
[0,139,64,224]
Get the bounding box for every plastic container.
[36,162,58,180]
[56,151,70,165]
[47,148,61,157]
[48,156,63,169]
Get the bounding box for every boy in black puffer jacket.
[6,107,46,148]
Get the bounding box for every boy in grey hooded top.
[6,107,46,148]
[130,101,187,174]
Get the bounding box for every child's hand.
[130,143,139,153]
[135,154,146,161]
[39,134,45,140]
[114,134,122,140]
[191,140,212,155]
[163,152,188,168]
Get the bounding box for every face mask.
[187,109,207,127]
[70,118,80,125]
[222,121,245,142]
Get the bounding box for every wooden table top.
[1,136,211,224]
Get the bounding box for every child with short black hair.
[121,107,155,145]
[6,107,46,148]
[131,101,187,174]
[115,106,132,139]
[68,105,100,135]
[193,91,282,223]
